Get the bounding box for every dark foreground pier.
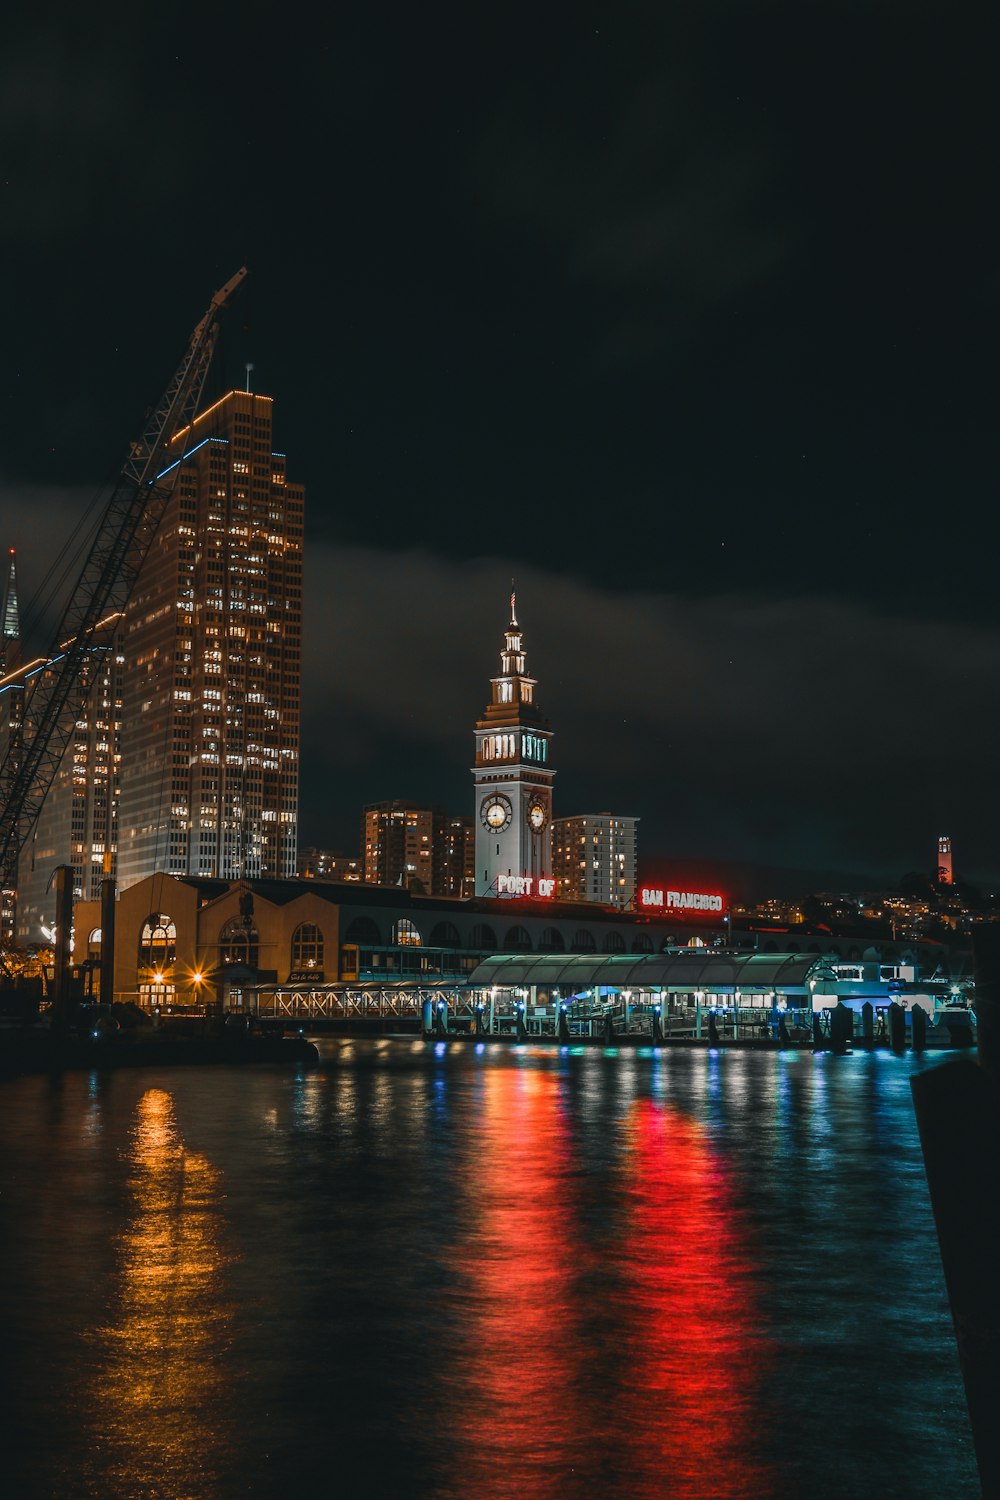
[0,1011,319,1080]
[911,929,999,1500]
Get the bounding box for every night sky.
[2,3,999,886]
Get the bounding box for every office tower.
[362,801,446,893]
[15,635,122,943]
[1,549,18,674]
[1,551,20,942]
[473,593,554,897]
[551,813,638,908]
[116,389,303,888]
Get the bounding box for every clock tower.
[473,592,555,897]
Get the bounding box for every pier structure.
[246,951,912,1043]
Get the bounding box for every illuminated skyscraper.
[473,594,554,897]
[116,389,303,888]
[1,550,21,942]
[1,549,19,673]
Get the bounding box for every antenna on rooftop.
[245,362,254,393]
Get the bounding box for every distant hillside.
[636,857,890,906]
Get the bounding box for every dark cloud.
[3,470,996,886]
[301,544,1000,883]
[473,31,795,376]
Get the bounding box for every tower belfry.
[473,593,555,897]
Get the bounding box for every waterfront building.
[552,813,638,909]
[116,389,303,889]
[72,870,965,1012]
[473,594,554,897]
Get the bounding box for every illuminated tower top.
[937,835,954,885]
[478,587,551,731]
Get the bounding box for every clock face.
[482,794,512,831]
[527,800,547,832]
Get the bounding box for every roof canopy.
[468,951,837,992]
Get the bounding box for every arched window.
[539,927,565,953]
[88,927,103,962]
[573,929,597,952]
[139,914,176,974]
[344,917,381,946]
[602,931,626,953]
[291,922,324,970]
[429,922,461,949]
[219,915,259,969]
[630,933,653,953]
[470,924,498,951]
[393,918,421,947]
[503,926,532,953]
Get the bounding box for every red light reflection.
[612,1098,774,1498]
[441,1067,589,1497]
[440,1073,773,1499]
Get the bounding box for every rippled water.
[0,1042,979,1499]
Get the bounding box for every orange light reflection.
[83,1089,234,1495]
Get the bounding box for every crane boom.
[0,267,248,893]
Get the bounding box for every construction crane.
[0,267,248,910]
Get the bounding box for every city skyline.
[2,5,998,885]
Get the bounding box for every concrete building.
[552,813,638,909]
[473,594,554,897]
[116,389,303,889]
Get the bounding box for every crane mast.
[0,267,248,896]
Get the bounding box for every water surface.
[0,1042,978,1498]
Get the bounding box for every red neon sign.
[638,886,726,916]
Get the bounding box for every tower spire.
[509,579,517,628]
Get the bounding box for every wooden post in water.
[49,864,74,1032]
[888,1000,906,1053]
[861,1001,875,1048]
[99,878,116,1007]
[830,1002,852,1054]
[911,1003,927,1053]
[911,927,1000,1498]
